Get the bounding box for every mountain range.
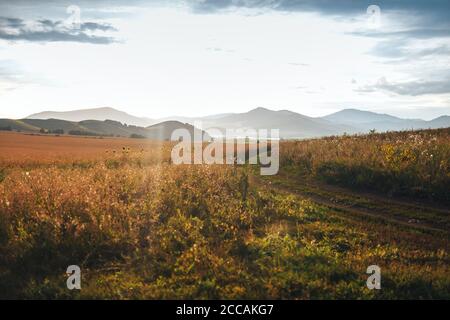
[0,118,206,141]
[0,107,447,140]
[321,109,449,132]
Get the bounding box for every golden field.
[0,130,449,299]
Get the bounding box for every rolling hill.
[0,118,206,141]
[147,121,208,141]
[26,107,155,127]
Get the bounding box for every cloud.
[80,22,117,32]
[353,28,450,40]
[1,0,449,19]
[369,39,450,61]
[1,17,25,28]
[186,0,450,17]
[189,1,450,44]
[0,16,117,44]
[357,77,450,96]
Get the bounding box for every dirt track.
[253,172,450,235]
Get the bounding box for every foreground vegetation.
[281,128,450,203]
[0,130,449,299]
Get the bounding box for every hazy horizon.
[19,105,450,122]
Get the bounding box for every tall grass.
[0,130,448,299]
[281,128,450,202]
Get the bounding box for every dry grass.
[281,128,450,202]
[0,130,448,299]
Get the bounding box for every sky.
[0,0,449,120]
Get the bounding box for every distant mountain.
[16,106,450,139]
[0,118,206,141]
[322,109,450,132]
[196,107,354,138]
[428,115,450,128]
[27,107,155,127]
[201,113,234,120]
[322,108,405,124]
[157,113,234,125]
[14,107,355,139]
